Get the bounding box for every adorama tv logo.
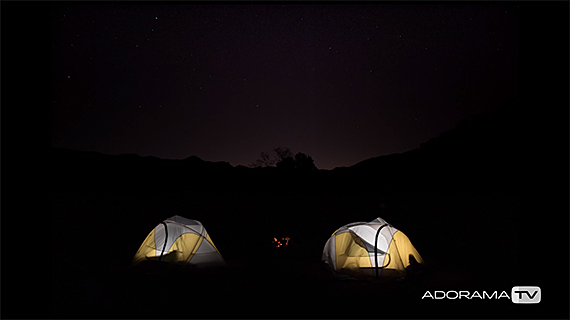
[511,286,541,304]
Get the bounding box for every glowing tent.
[322,217,424,281]
[132,215,226,268]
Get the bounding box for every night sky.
[50,3,519,169]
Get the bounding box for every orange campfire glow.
[272,237,290,248]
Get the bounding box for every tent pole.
[159,222,168,262]
[374,224,388,281]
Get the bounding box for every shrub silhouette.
[294,152,316,171]
[248,151,275,168]
[251,147,317,170]
[276,152,316,171]
[276,155,296,170]
[274,147,293,163]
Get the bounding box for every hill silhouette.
[51,148,234,193]
[51,97,524,196]
[331,97,525,195]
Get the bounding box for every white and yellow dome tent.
[322,217,424,281]
[132,215,226,268]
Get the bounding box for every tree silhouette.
[274,147,293,163]
[276,155,296,170]
[294,152,317,171]
[250,147,317,170]
[248,151,275,168]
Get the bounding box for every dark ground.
[44,184,556,319]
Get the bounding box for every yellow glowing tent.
[322,217,424,281]
[132,215,226,268]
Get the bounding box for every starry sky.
[51,3,519,170]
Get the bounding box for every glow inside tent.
[322,217,424,280]
[132,215,226,268]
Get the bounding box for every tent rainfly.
[132,215,226,268]
[322,217,424,281]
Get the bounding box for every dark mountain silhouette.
[51,148,235,192]
[331,97,525,194]
[51,97,524,195]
